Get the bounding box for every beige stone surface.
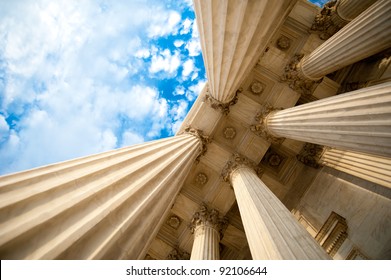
[0,134,201,259]
[229,166,330,259]
[193,0,297,103]
[266,82,391,157]
[336,0,377,22]
[296,168,391,259]
[301,0,391,80]
[321,148,391,188]
[1,0,391,260]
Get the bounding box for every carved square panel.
[240,68,276,106]
[261,147,287,173]
[181,161,220,204]
[166,214,182,230]
[213,116,247,152]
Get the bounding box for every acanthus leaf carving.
[203,85,240,115]
[250,104,285,145]
[181,126,211,162]
[221,153,263,184]
[296,143,326,168]
[189,203,228,239]
[167,248,190,260]
[311,0,348,40]
[282,54,321,95]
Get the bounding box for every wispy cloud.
[149,49,181,75]
[0,0,206,175]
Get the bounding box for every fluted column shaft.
[335,0,377,22]
[190,225,220,260]
[194,0,296,103]
[229,164,330,259]
[265,82,391,157]
[0,133,203,259]
[189,205,225,260]
[321,148,391,188]
[301,0,391,80]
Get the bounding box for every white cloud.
[187,80,206,101]
[170,100,188,134]
[149,49,181,74]
[100,129,118,151]
[122,131,144,146]
[180,18,192,35]
[191,20,200,39]
[185,20,201,56]
[185,40,202,57]
[191,72,199,81]
[0,0,205,175]
[147,11,181,38]
[174,40,185,48]
[182,59,194,78]
[135,49,151,59]
[174,85,185,96]
[0,115,10,142]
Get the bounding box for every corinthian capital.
[167,248,190,260]
[203,85,240,115]
[181,126,211,161]
[221,153,263,184]
[250,104,284,145]
[189,204,228,238]
[296,143,326,168]
[311,0,348,40]
[282,54,321,95]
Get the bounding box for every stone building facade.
[0,0,390,260]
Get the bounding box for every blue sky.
[0,0,327,176]
[0,0,206,175]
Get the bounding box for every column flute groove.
[222,154,330,260]
[301,0,391,80]
[194,0,296,103]
[0,131,209,259]
[311,0,377,40]
[320,148,391,188]
[264,82,391,157]
[189,204,227,260]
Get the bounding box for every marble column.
[222,154,330,260]
[263,82,391,157]
[189,204,226,260]
[320,148,391,188]
[312,0,377,39]
[193,0,296,103]
[301,0,391,80]
[335,0,377,22]
[0,128,208,259]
